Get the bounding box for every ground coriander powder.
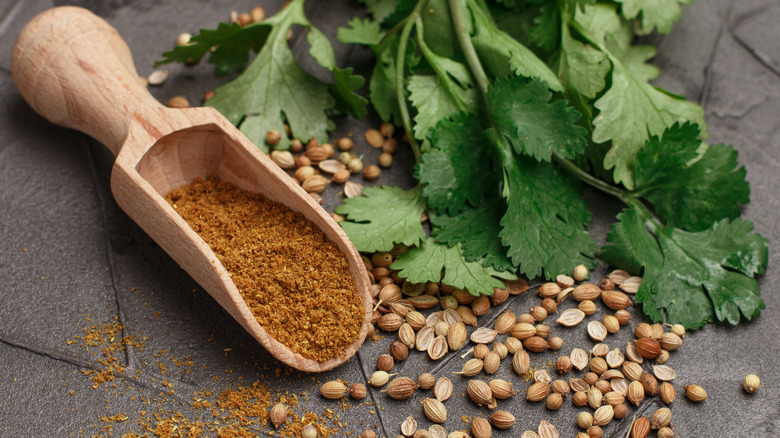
[165,175,363,362]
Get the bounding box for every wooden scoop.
[11,6,372,372]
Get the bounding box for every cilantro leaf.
[575,3,707,188]
[633,123,750,231]
[486,77,587,162]
[602,208,768,328]
[331,67,368,119]
[499,156,597,279]
[417,113,500,214]
[157,22,271,75]
[408,75,477,140]
[469,0,564,91]
[391,238,517,296]
[184,0,365,150]
[565,0,596,13]
[431,199,514,272]
[592,46,706,188]
[600,207,667,323]
[409,32,477,140]
[369,36,403,125]
[529,2,560,51]
[335,186,426,253]
[557,25,610,99]
[615,0,691,35]
[337,17,384,47]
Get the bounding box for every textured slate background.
[0,0,778,436]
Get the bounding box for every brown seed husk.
[659,382,676,404]
[384,377,418,400]
[422,398,447,423]
[526,382,550,402]
[683,385,707,402]
[321,381,348,399]
[471,417,492,438]
[270,403,287,429]
[433,377,453,402]
[468,380,497,408]
[489,410,516,430]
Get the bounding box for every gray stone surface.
[0,0,778,437]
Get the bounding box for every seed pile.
[315,258,743,438]
[165,175,363,361]
[260,122,400,208]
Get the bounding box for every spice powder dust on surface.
[165,174,364,362]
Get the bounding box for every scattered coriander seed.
[166,95,189,108]
[350,383,367,399]
[364,164,381,180]
[401,416,418,437]
[265,129,282,146]
[573,264,589,281]
[743,374,760,394]
[301,424,318,438]
[659,382,675,404]
[337,137,354,151]
[578,300,597,315]
[382,138,397,153]
[270,402,287,429]
[488,410,516,430]
[384,376,418,400]
[650,407,671,429]
[320,381,347,399]
[422,398,447,423]
[417,372,436,390]
[471,417,492,438]
[365,129,384,148]
[332,169,350,184]
[238,12,252,26]
[378,152,393,167]
[250,6,265,22]
[670,323,686,337]
[546,393,563,410]
[577,411,593,429]
[683,384,707,402]
[148,69,169,85]
[348,157,364,174]
[547,336,563,351]
[380,122,395,137]
[176,32,191,46]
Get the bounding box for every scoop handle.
[11,6,163,156]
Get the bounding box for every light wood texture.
[11,6,372,372]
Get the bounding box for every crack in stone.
[728,3,780,79]
[84,139,138,372]
[0,333,191,403]
[356,348,391,437]
[699,0,735,108]
[730,31,780,79]
[0,335,93,370]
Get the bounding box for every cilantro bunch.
[334,0,768,329]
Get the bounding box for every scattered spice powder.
[165,175,363,362]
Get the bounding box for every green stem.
[414,16,469,113]
[552,156,627,201]
[448,0,489,94]
[395,0,430,161]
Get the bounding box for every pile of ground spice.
[165,175,364,362]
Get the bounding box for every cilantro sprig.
[335,0,768,328]
[157,0,367,150]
